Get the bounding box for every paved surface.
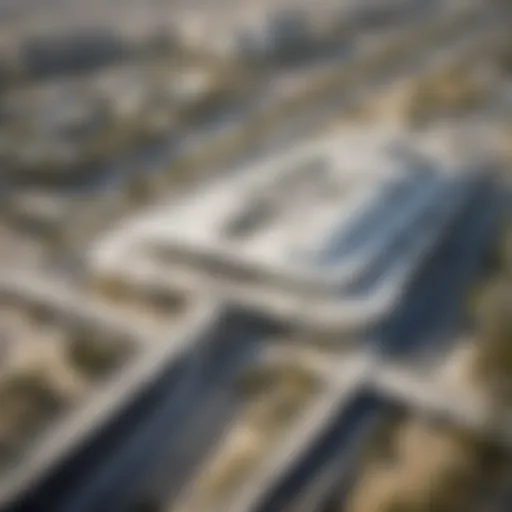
[0,3,506,511]
[237,179,503,512]
[0,272,217,510]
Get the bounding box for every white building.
[88,126,484,331]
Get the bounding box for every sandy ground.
[346,418,473,512]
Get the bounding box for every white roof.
[89,126,469,292]
[87,125,481,330]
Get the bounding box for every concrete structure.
[0,271,220,509]
[99,311,372,512]
[89,127,485,332]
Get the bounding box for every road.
[0,274,218,510]
[18,133,499,512]
[241,178,503,512]
[376,174,503,357]
[3,310,273,511]
[1,3,506,510]
[0,271,178,340]
[24,136,499,512]
[3,137,502,512]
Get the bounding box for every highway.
[29,170,499,512]
[371,367,488,432]
[317,170,442,269]
[250,392,384,512]
[0,275,218,510]
[376,175,503,357]
[3,157,502,512]
[0,270,193,340]
[238,178,503,512]
[1,4,506,510]
[44,171,499,512]
[20,170,496,512]
[3,310,276,512]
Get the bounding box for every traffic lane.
[377,180,501,358]
[262,183,500,512]
[251,392,385,512]
[48,310,280,512]
[343,175,475,297]
[318,172,440,266]
[5,357,188,512]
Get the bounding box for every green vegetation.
[468,223,512,402]
[92,275,131,303]
[67,329,134,379]
[128,496,161,512]
[144,288,185,318]
[43,227,69,258]
[449,428,507,474]
[187,363,320,503]
[406,66,486,126]
[234,362,320,401]
[0,371,66,465]
[26,301,56,325]
[125,173,154,206]
[233,362,321,439]
[410,430,505,512]
[472,279,512,399]
[360,406,406,465]
[497,45,512,74]
[355,417,507,512]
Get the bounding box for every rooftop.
[88,127,483,329]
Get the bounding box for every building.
[88,126,485,332]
